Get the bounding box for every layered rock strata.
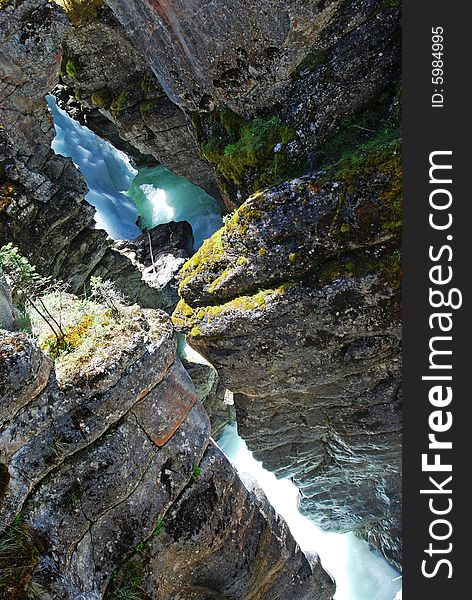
[105,0,401,202]
[173,143,402,569]
[0,0,191,310]
[58,6,221,201]
[0,306,334,599]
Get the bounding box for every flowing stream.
[46,97,222,248]
[47,96,401,600]
[218,424,402,600]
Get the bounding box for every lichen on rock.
[173,141,402,569]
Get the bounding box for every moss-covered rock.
[197,109,300,199]
[176,141,401,309]
[172,140,402,568]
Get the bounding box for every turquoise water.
[218,423,402,600]
[126,165,222,249]
[47,96,222,248]
[48,95,401,600]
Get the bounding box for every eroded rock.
[173,143,402,569]
[0,302,334,599]
[58,6,222,201]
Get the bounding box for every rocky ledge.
[173,141,402,570]
[0,295,334,599]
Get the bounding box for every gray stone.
[173,151,402,569]
[0,304,334,599]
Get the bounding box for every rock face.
[105,0,401,203]
[173,142,402,570]
[181,354,236,438]
[59,5,222,202]
[94,221,195,312]
[0,1,112,287]
[0,274,17,331]
[0,0,188,311]
[0,305,334,599]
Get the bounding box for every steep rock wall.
[0,0,186,310]
[105,0,401,203]
[0,305,334,599]
[173,142,402,570]
[58,6,222,202]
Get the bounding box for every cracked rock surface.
[0,304,334,599]
[173,146,402,570]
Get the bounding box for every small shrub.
[0,523,39,598]
[109,560,144,600]
[0,243,67,340]
[90,276,126,317]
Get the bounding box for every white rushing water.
[47,95,401,600]
[218,424,402,600]
[46,96,222,248]
[126,165,223,250]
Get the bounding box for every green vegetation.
[0,243,66,337]
[318,246,401,291]
[0,523,39,598]
[173,284,293,338]
[91,88,111,108]
[54,0,104,27]
[139,99,158,113]
[317,84,401,165]
[65,56,80,79]
[191,465,202,482]
[108,560,144,600]
[110,89,129,118]
[152,518,166,537]
[200,109,298,192]
[334,139,402,234]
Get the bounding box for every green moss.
[65,56,79,79]
[110,89,129,118]
[173,284,293,336]
[152,518,166,537]
[139,99,158,113]
[91,88,111,108]
[140,75,154,93]
[291,49,331,81]
[191,465,202,482]
[200,109,297,191]
[179,228,226,293]
[318,247,401,290]
[317,84,401,165]
[334,140,402,233]
[41,313,97,359]
[289,252,301,264]
[258,247,267,257]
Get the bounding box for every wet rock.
[0,303,334,599]
[173,144,402,569]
